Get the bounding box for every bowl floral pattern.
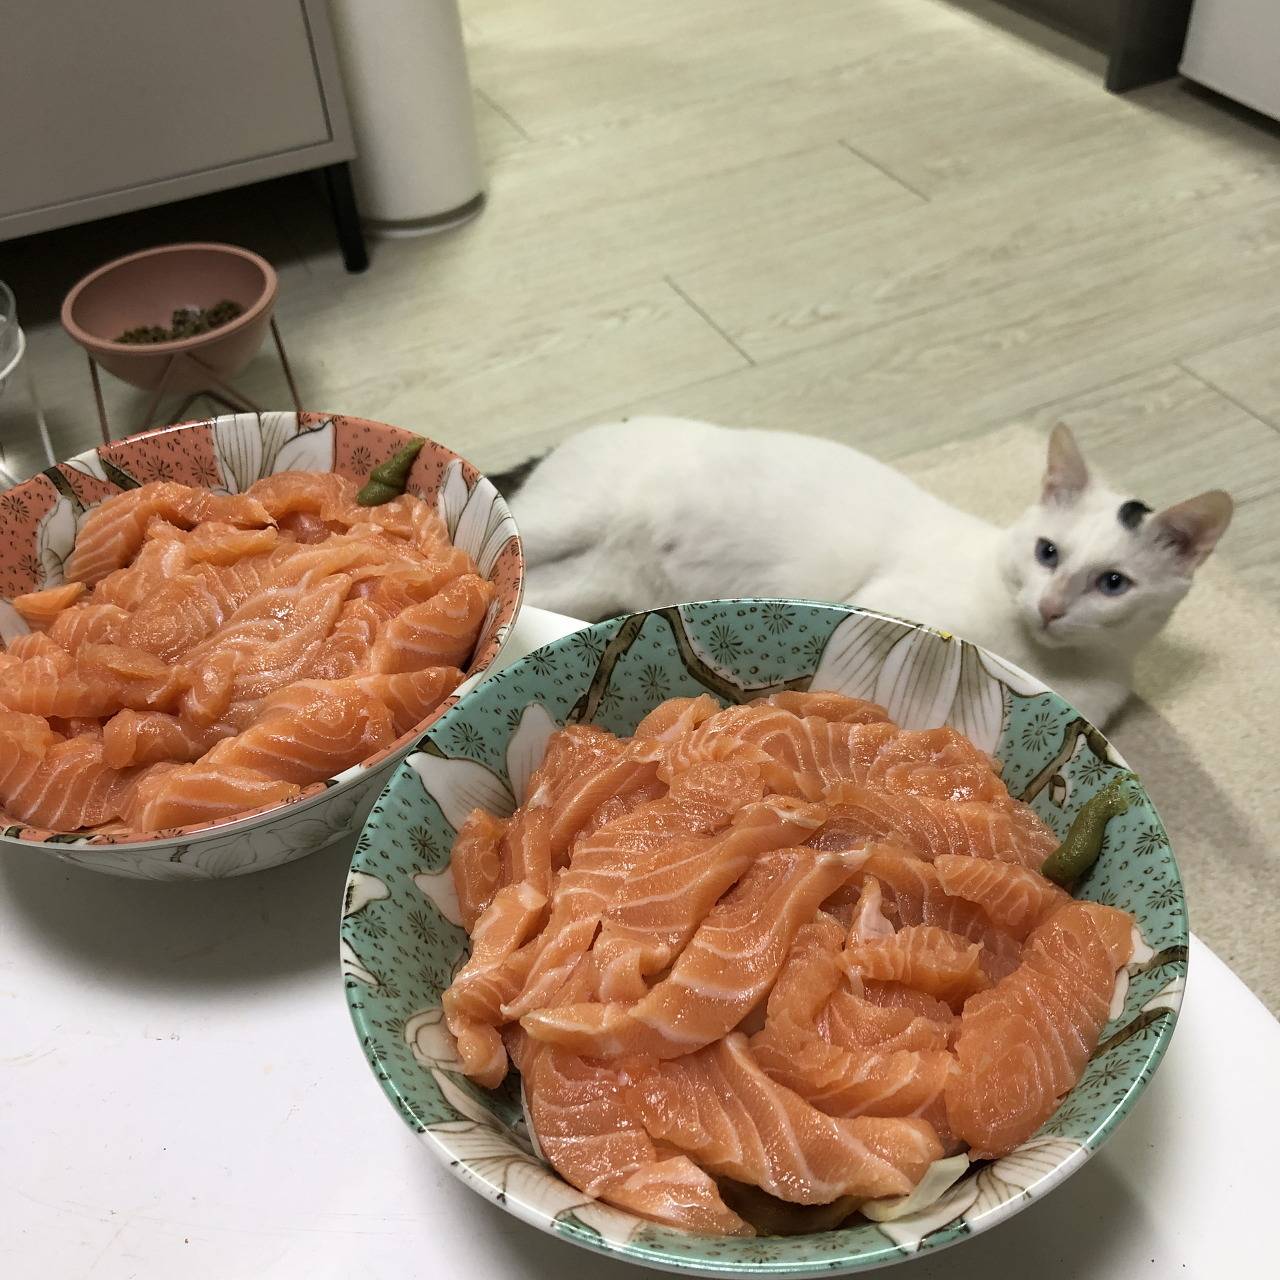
[343,601,1187,1275]
[0,411,522,879]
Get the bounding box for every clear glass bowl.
[0,280,19,377]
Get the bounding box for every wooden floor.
[5,0,1280,583]
[1,0,1279,1002]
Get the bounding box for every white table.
[2,606,1277,1279]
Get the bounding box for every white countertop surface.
[2,607,1277,1279]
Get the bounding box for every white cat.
[506,418,1232,726]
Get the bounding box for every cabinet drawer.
[1,0,333,221]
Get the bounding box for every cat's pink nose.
[1039,599,1066,625]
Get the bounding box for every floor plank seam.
[1176,362,1280,438]
[838,139,931,204]
[663,276,757,367]
[475,87,533,141]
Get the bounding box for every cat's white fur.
[511,418,1232,726]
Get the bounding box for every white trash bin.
[330,0,485,236]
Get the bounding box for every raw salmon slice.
[934,853,1070,939]
[246,471,358,519]
[522,724,625,842]
[125,575,226,660]
[124,762,301,829]
[313,597,385,679]
[625,1034,943,1204]
[573,777,668,846]
[197,578,350,722]
[748,917,955,1120]
[822,983,954,1054]
[189,552,279,616]
[754,691,891,724]
[502,764,762,1019]
[90,537,189,610]
[267,536,409,590]
[205,680,395,784]
[0,730,129,830]
[524,1043,751,1235]
[946,901,1134,1158]
[0,656,115,717]
[367,548,478,615]
[520,846,862,1057]
[11,581,87,630]
[843,924,990,1011]
[547,752,746,863]
[4,632,69,662]
[603,1157,754,1236]
[636,730,773,780]
[368,574,493,674]
[181,650,239,727]
[48,715,104,739]
[79,643,190,712]
[276,511,331,543]
[344,494,449,549]
[500,804,554,899]
[337,491,419,539]
[445,881,547,1086]
[764,913,847,1024]
[101,710,228,768]
[66,483,271,585]
[676,704,900,796]
[865,727,1009,806]
[844,874,895,941]
[181,523,279,565]
[751,1018,955,1122]
[451,808,509,931]
[835,845,1024,979]
[633,694,722,740]
[813,783,1058,870]
[0,643,188,719]
[351,667,462,737]
[47,603,129,652]
[591,796,829,1001]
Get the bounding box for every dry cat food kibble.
[0,472,494,833]
[115,300,244,344]
[442,693,1135,1236]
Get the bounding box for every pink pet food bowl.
[61,243,277,394]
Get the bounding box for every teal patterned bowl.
[342,601,1186,1275]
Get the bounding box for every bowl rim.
[60,241,278,357]
[343,599,1186,1275]
[0,412,523,850]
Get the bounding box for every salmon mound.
[0,474,490,833]
[442,692,1134,1236]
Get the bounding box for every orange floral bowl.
[0,412,523,879]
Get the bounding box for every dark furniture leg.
[322,162,369,274]
[1106,0,1194,93]
[998,2,1194,94]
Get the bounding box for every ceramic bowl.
[0,411,522,879]
[61,243,277,393]
[343,600,1186,1276]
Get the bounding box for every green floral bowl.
[342,601,1186,1275]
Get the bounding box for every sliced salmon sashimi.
[0,474,486,833]
[438,691,1136,1235]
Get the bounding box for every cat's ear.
[1149,490,1233,569]
[1042,423,1089,504]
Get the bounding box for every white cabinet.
[0,0,356,244]
[1181,0,1280,122]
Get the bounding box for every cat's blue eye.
[1097,570,1132,596]
[1035,538,1058,568]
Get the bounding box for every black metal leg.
[322,162,369,273]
